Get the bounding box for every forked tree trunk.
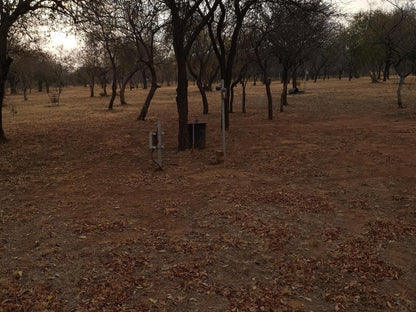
[188,61,209,114]
[120,69,138,105]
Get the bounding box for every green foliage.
[342,7,416,80]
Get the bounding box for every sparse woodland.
[0,0,415,146]
[0,1,416,311]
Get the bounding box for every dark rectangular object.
[289,87,299,94]
[188,122,206,149]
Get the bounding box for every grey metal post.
[221,79,226,160]
[157,119,162,167]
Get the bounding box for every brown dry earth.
[0,78,415,311]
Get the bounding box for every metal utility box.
[188,122,206,149]
[149,130,158,149]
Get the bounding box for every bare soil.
[0,78,415,311]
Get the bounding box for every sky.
[47,0,384,52]
[49,31,79,51]
[340,0,385,14]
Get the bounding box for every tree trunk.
[119,84,126,105]
[38,80,42,92]
[224,86,230,130]
[108,61,117,110]
[101,83,107,96]
[369,70,378,83]
[241,80,247,113]
[138,83,158,120]
[138,67,159,120]
[120,68,139,105]
[397,75,405,109]
[176,55,189,151]
[383,60,391,81]
[90,78,94,97]
[253,75,257,85]
[230,83,236,114]
[23,87,28,101]
[0,38,13,143]
[0,77,7,142]
[187,61,209,115]
[265,78,272,120]
[196,79,209,114]
[280,68,289,112]
[207,65,219,91]
[8,72,18,94]
[142,69,147,89]
[292,67,297,89]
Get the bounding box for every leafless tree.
[187,29,219,114]
[207,0,257,129]
[162,0,220,150]
[74,1,123,110]
[121,0,164,120]
[0,0,67,143]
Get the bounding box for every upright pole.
[157,119,162,167]
[221,79,226,161]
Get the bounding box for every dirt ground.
[0,78,415,311]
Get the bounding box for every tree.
[247,13,275,119]
[187,29,219,114]
[207,0,257,129]
[117,40,140,105]
[74,0,123,110]
[163,0,220,150]
[9,48,38,100]
[0,0,66,143]
[77,34,102,97]
[267,0,334,111]
[121,0,164,120]
[390,7,416,108]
